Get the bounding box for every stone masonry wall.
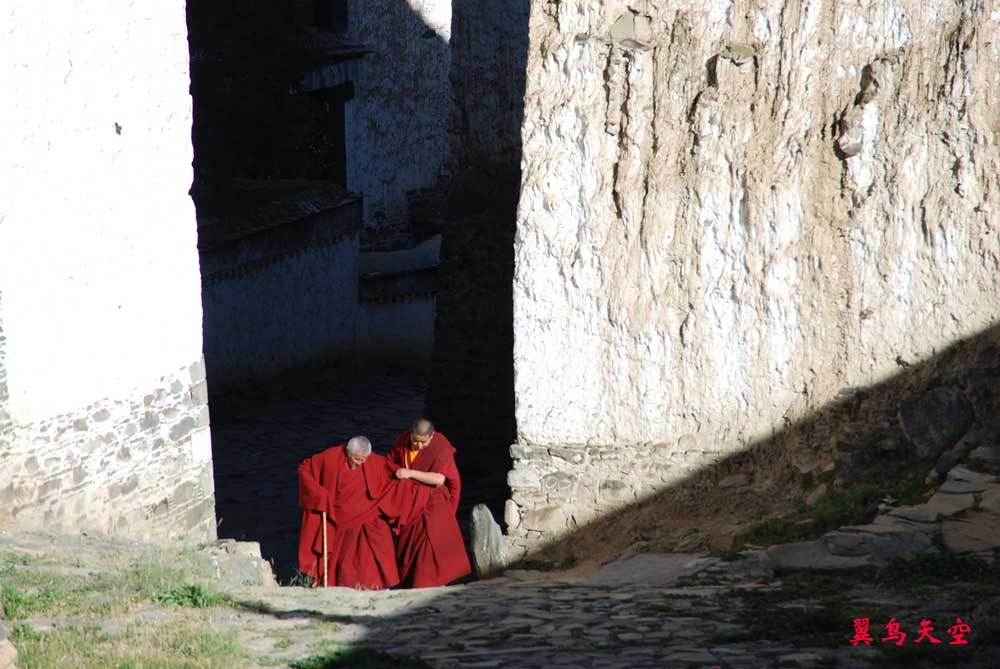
[507,0,1000,556]
[0,361,215,544]
[505,442,707,547]
[0,1,216,543]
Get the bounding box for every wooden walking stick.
[321,511,328,587]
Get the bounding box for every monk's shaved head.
[410,419,434,437]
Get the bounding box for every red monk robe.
[297,445,430,589]
[387,431,472,587]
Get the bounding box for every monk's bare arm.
[395,468,446,487]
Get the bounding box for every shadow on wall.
[510,321,1000,568]
[187,0,457,395]
[427,0,531,479]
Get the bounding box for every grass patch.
[699,573,884,648]
[1,586,64,620]
[0,552,33,577]
[156,584,229,609]
[558,555,579,569]
[290,647,431,669]
[735,455,932,547]
[0,552,34,566]
[11,621,246,669]
[0,549,236,621]
[876,553,1000,592]
[704,589,860,647]
[2,568,191,619]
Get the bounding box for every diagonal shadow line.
[514,320,1000,569]
[286,322,999,665]
[186,1,1000,664]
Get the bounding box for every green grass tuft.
[1,586,63,620]
[156,584,229,608]
[876,553,1000,591]
[12,621,245,669]
[735,455,932,547]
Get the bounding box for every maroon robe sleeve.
[297,447,343,581]
[379,478,432,527]
[438,454,461,515]
[297,453,335,518]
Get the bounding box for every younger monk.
[387,419,471,587]
[297,436,429,589]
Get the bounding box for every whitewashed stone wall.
[506,0,1000,555]
[0,2,216,542]
[200,201,362,389]
[347,0,452,227]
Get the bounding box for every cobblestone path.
[203,554,999,668]
[208,369,507,580]
[4,534,997,668]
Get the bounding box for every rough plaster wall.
[508,0,1000,547]
[0,2,216,542]
[347,0,452,226]
[0,292,8,454]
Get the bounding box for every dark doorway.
[303,83,353,185]
[186,0,530,580]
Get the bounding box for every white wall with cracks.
[506,0,1000,553]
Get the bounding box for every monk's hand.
[394,468,412,480]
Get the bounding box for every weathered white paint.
[512,0,1000,450]
[0,0,216,544]
[0,1,203,423]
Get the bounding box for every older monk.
[297,436,429,589]
[387,419,471,587]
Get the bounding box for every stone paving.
[3,533,999,668]
[200,551,1000,668]
[208,368,507,580]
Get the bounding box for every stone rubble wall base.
[0,358,217,546]
[500,441,721,560]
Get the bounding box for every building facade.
[0,1,216,543]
